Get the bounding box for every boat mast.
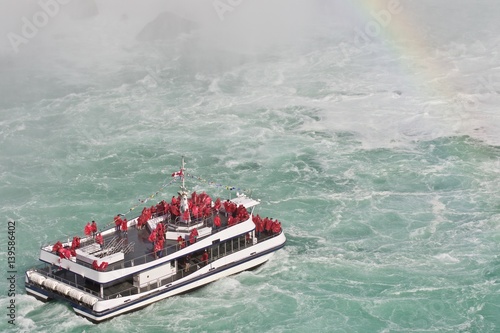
[181,156,185,190]
[178,156,190,222]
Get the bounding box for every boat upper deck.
[78,212,230,271]
[42,210,232,270]
[29,213,284,301]
[33,188,283,290]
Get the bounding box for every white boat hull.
[27,232,285,323]
[77,252,274,322]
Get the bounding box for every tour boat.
[25,158,286,323]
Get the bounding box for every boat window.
[211,243,219,259]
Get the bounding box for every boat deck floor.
[86,210,268,271]
[98,215,220,270]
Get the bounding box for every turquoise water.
[1,1,500,332]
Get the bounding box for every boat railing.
[122,242,135,255]
[106,216,244,271]
[79,237,95,248]
[38,206,223,251]
[39,239,182,272]
[38,213,143,251]
[38,213,281,274]
[104,260,200,300]
[121,242,180,268]
[28,266,101,298]
[101,237,121,253]
[97,216,214,271]
[28,229,283,302]
[37,237,89,253]
[106,285,137,299]
[169,215,210,229]
[105,230,282,299]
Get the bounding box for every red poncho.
[114,215,123,227]
[52,241,63,253]
[214,215,221,227]
[214,198,221,211]
[96,234,104,245]
[84,223,92,236]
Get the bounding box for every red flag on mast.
[171,169,183,177]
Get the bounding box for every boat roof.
[230,195,260,209]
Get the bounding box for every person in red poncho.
[256,216,264,237]
[192,205,200,220]
[162,201,170,220]
[252,215,263,237]
[121,218,128,236]
[52,241,63,253]
[271,221,282,234]
[96,233,104,249]
[227,202,237,217]
[213,197,221,213]
[202,193,211,207]
[84,222,92,237]
[264,218,273,234]
[213,215,221,231]
[156,201,164,216]
[138,207,151,229]
[182,209,190,223]
[177,235,185,249]
[91,220,97,238]
[170,204,179,217]
[58,247,72,259]
[223,200,230,217]
[154,239,164,258]
[202,206,210,219]
[92,260,108,271]
[235,205,247,222]
[189,228,198,244]
[114,215,123,231]
[201,250,209,266]
[137,215,145,229]
[71,236,80,250]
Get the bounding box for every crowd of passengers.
[49,191,282,270]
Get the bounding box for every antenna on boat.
[181,155,186,190]
[178,155,187,193]
[178,156,190,222]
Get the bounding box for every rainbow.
[346,0,455,100]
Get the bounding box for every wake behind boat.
[25,158,286,323]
